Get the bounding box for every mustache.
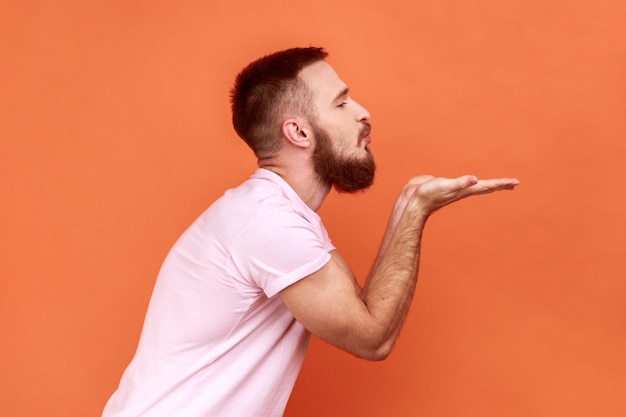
[360,122,372,139]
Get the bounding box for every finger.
[439,175,478,194]
[466,178,519,195]
[456,175,479,189]
[416,175,477,200]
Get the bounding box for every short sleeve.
[230,208,334,298]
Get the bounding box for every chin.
[333,180,374,194]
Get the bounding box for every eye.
[337,102,347,108]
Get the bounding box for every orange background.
[2,1,625,416]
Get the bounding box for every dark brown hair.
[230,47,328,157]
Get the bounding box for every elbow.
[361,348,391,362]
[355,338,395,361]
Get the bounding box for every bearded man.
[102,47,519,417]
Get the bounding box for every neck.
[257,153,331,212]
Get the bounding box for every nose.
[353,99,370,122]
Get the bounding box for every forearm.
[365,194,411,280]
[359,203,428,357]
[365,175,436,282]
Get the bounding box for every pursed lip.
[360,124,372,143]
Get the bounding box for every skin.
[258,60,519,360]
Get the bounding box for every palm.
[410,175,519,214]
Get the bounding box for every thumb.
[456,175,478,190]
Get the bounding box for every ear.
[282,118,312,149]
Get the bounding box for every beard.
[312,123,376,193]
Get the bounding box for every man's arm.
[279,175,519,360]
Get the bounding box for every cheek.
[333,132,354,153]
[318,117,359,151]
[331,122,356,142]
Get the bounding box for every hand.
[408,175,519,216]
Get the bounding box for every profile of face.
[299,61,376,193]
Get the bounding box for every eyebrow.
[332,87,349,104]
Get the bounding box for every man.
[102,47,518,417]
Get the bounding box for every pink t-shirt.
[103,169,335,417]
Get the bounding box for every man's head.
[231,47,375,193]
[231,47,327,157]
